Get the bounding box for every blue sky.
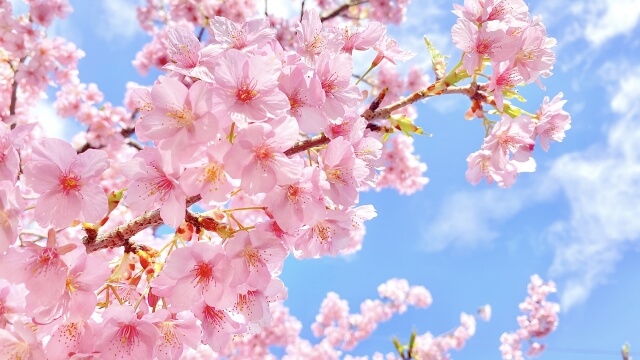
[15,0,640,358]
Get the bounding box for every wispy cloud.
[545,65,640,311]
[421,188,529,253]
[96,0,141,43]
[419,63,640,311]
[32,101,76,140]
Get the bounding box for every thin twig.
[320,0,368,22]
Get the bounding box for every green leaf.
[424,36,449,79]
[392,337,404,356]
[390,115,425,137]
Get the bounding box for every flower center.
[191,262,214,285]
[236,82,258,103]
[59,173,81,195]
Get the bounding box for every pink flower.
[340,21,386,54]
[224,229,288,291]
[28,251,110,324]
[315,52,361,119]
[210,16,275,51]
[513,23,556,84]
[122,148,186,228]
[193,301,245,352]
[263,166,329,232]
[223,117,302,195]
[293,209,352,258]
[151,241,235,311]
[482,114,535,163]
[297,9,342,60]
[163,27,215,81]
[0,181,23,252]
[465,149,517,188]
[488,61,523,111]
[0,229,75,310]
[321,137,369,206]
[279,65,326,133]
[0,321,47,359]
[534,92,571,151]
[136,77,218,152]
[180,141,237,205]
[45,320,96,360]
[211,49,289,122]
[372,34,415,66]
[0,122,35,183]
[451,18,518,74]
[24,138,109,228]
[143,309,201,360]
[95,304,160,360]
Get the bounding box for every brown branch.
[300,0,306,21]
[83,124,354,253]
[83,195,202,252]
[362,83,474,121]
[82,81,471,253]
[320,0,368,22]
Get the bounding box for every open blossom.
[210,16,275,51]
[45,319,96,360]
[483,114,535,163]
[136,77,218,152]
[143,310,201,360]
[488,61,523,111]
[513,23,556,84]
[193,300,245,353]
[451,18,519,74]
[321,137,369,206]
[24,138,109,228]
[339,21,386,54]
[151,241,235,311]
[279,65,326,133]
[315,52,361,119]
[263,166,329,232]
[211,49,289,122]
[372,34,415,66]
[180,141,237,205]
[0,321,47,359]
[0,181,23,252]
[466,149,518,188]
[534,92,571,151]
[293,209,353,258]
[163,26,215,81]
[28,251,110,324]
[95,305,160,360]
[223,117,303,195]
[0,229,76,320]
[297,9,342,60]
[224,229,288,291]
[122,148,186,228]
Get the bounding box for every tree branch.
[362,83,474,121]
[82,80,472,253]
[320,0,368,22]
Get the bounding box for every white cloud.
[421,189,528,252]
[96,0,141,42]
[32,101,69,140]
[418,61,640,311]
[545,66,640,311]
[534,0,640,48]
[581,0,640,47]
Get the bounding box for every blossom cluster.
[499,275,560,360]
[451,0,571,187]
[0,0,565,358]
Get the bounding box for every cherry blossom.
[23,138,109,228]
